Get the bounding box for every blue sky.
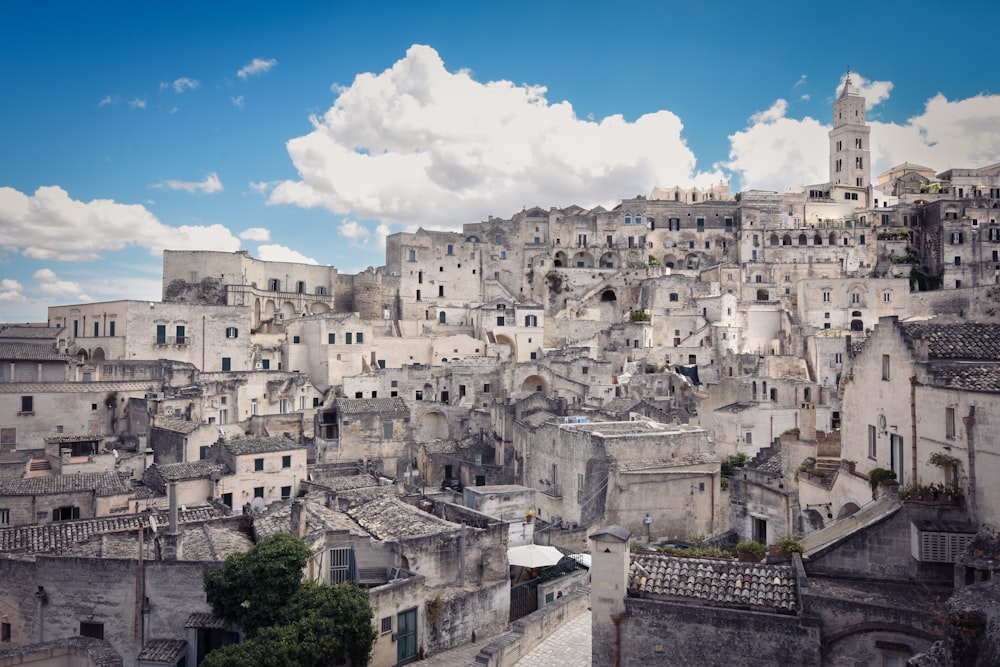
[3,1,999,322]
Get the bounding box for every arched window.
[624,214,631,225]
[438,311,446,324]
[635,214,643,227]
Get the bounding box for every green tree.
[203,533,311,637]
[201,534,376,667]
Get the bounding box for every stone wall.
[615,598,821,667]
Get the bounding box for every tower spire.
[841,66,856,97]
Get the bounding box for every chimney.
[799,403,817,441]
[162,480,181,560]
[291,498,307,538]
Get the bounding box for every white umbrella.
[507,544,564,568]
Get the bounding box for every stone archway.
[601,290,617,302]
[91,347,106,362]
[836,501,861,519]
[599,252,617,269]
[554,251,568,268]
[571,251,595,268]
[520,374,548,393]
[420,411,450,441]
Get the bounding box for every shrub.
[735,540,766,559]
[775,534,804,554]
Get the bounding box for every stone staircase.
[27,458,53,477]
[801,495,900,557]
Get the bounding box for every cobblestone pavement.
[513,609,592,666]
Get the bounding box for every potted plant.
[868,467,897,499]
[736,540,766,563]
[525,509,536,523]
[774,534,804,557]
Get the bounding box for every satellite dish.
[250,497,266,513]
[112,449,119,459]
[877,414,887,432]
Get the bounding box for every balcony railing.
[154,336,192,346]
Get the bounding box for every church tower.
[828,69,871,206]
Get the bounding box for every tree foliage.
[201,534,376,667]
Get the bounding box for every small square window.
[1,621,10,642]
[254,487,264,499]
[254,458,264,471]
[381,617,393,635]
[281,486,292,500]
[79,622,103,640]
[282,455,291,468]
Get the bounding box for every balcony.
[154,336,193,346]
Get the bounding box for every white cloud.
[33,269,91,300]
[268,44,723,230]
[255,244,318,264]
[794,75,807,88]
[98,95,113,107]
[0,278,25,302]
[157,172,224,194]
[128,97,147,109]
[839,72,893,108]
[0,185,241,261]
[749,99,788,125]
[339,220,371,242]
[237,58,277,79]
[232,95,245,108]
[171,77,200,93]
[239,227,270,242]
[249,181,274,195]
[723,73,1000,191]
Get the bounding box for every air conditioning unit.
[145,392,164,401]
[254,362,263,370]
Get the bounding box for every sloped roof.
[629,553,797,613]
[0,471,133,497]
[222,436,301,456]
[335,397,408,415]
[0,325,63,340]
[0,342,70,361]
[152,418,201,434]
[137,639,187,663]
[0,505,218,554]
[899,322,1000,361]
[931,366,1000,392]
[254,496,370,541]
[347,495,456,541]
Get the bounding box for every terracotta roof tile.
[335,397,408,415]
[223,436,301,456]
[628,553,797,613]
[900,322,1000,360]
[137,639,187,663]
[0,471,132,497]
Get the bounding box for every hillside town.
[2,73,1000,666]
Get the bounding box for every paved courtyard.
[513,609,591,666]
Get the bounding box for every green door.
[396,607,417,665]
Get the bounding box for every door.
[396,607,418,665]
[890,434,904,486]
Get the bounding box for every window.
[669,292,679,302]
[293,335,301,344]
[282,455,292,468]
[530,351,537,360]
[408,249,416,261]
[954,256,962,266]
[199,445,210,460]
[356,332,364,343]
[315,286,327,295]
[869,424,878,459]
[156,324,167,345]
[93,321,99,336]
[383,422,393,438]
[668,218,680,231]
[852,293,861,305]
[281,486,292,500]
[221,357,231,372]
[951,232,964,244]
[696,218,705,231]
[52,506,80,522]
[79,622,104,640]
[254,458,264,471]
[261,359,269,370]
[822,291,831,303]
[226,327,239,338]
[836,159,842,172]
[883,291,891,303]
[447,244,453,255]
[483,383,491,393]
[882,354,890,381]
[330,546,353,584]
[20,396,33,414]
[834,352,843,364]
[438,286,444,297]
[296,281,306,294]
[416,289,421,301]
[1,622,10,642]
[635,214,642,226]
[328,333,336,344]
[990,227,1000,242]
[415,390,423,401]
[945,407,956,439]
[109,321,115,336]
[345,332,353,345]
[0,509,8,526]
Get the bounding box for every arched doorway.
[571,251,595,268]
[599,252,617,269]
[553,251,567,268]
[601,290,617,302]
[850,319,864,332]
[92,347,106,362]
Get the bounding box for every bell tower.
[828,68,871,206]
